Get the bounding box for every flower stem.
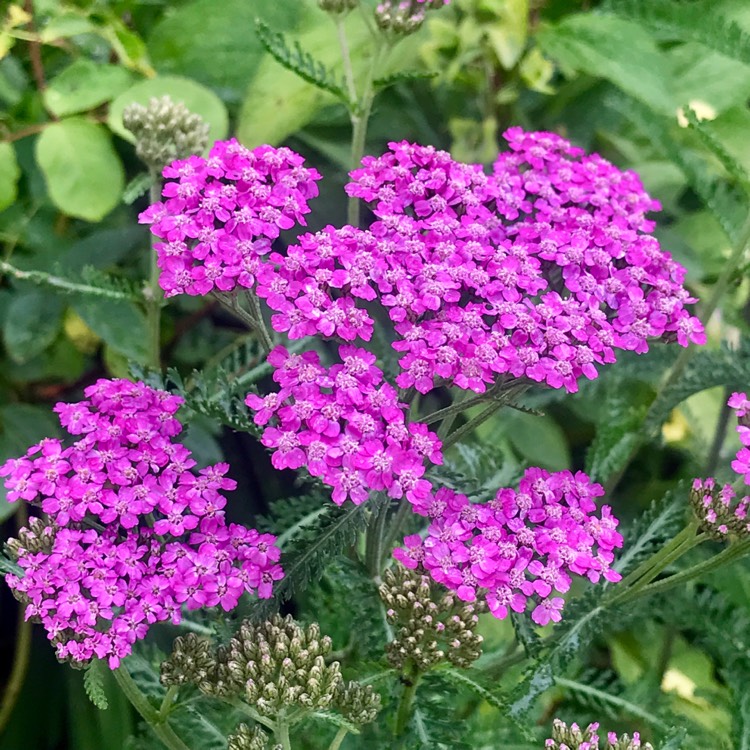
[113,666,192,750]
[335,16,358,106]
[276,714,293,750]
[147,171,164,369]
[328,727,349,750]
[365,495,391,576]
[347,38,391,227]
[159,685,180,719]
[394,671,421,736]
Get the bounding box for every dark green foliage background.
[2,1,750,748]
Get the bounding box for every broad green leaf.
[39,12,96,43]
[0,403,61,522]
[73,297,149,364]
[108,75,228,148]
[703,106,750,174]
[44,59,133,117]
[238,14,372,146]
[537,15,674,114]
[3,289,64,363]
[35,118,124,221]
[0,141,20,211]
[147,0,308,95]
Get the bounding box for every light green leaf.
[39,12,97,43]
[238,14,371,146]
[73,297,149,364]
[537,15,674,114]
[147,0,308,95]
[0,141,20,211]
[108,75,228,148]
[484,0,529,69]
[703,106,750,174]
[44,59,133,117]
[3,289,64,364]
[36,118,124,221]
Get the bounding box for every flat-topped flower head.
[0,379,282,668]
[139,139,321,297]
[396,468,622,625]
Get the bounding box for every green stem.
[159,685,180,719]
[113,667,192,750]
[276,714,293,750]
[227,698,276,732]
[328,727,349,750]
[382,500,412,562]
[243,290,273,353]
[394,672,421,736]
[335,16,358,105]
[348,38,391,227]
[613,538,750,607]
[365,496,390,576]
[147,172,163,369]
[422,391,491,426]
[213,291,271,353]
[0,507,32,734]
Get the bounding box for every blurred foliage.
[2,0,750,748]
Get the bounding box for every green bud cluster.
[547,719,653,750]
[160,615,380,727]
[122,95,210,172]
[226,723,279,750]
[5,516,55,559]
[318,0,358,14]
[374,0,444,35]
[379,563,485,671]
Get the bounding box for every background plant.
[2,1,750,749]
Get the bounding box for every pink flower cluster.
[139,139,321,297]
[245,345,442,505]
[0,379,282,668]
[141,128,704,397]
[395,468,622,625]
[691,391,750,537]
[546,720,648,750]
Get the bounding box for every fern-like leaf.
[374,70,438,90]
[84,659,109,710]
[123,172,155,205]
[607,0,750,65]
[608,94,747,242]
[255,20,351,106]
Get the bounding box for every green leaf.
[35,118,125,222]
[73,297,149,363]
[43,59,133,117]
[0,141,20,211]
[499,410,570,472]
[537,14,675,114]
[108,75,228,148]
[237,13,371,146]
[3,289,64,363]
[147,0,307,95]
[255,20,350,106]
[0,403,61,522]
[607,0,750,65]
[485,0,529,69]
[83,660,109,710]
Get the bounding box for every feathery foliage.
[83,659,109,710]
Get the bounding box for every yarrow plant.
[5,3,747,748]
[0,379,282,668]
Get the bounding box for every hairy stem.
[276,714,293,750]
[213,291,272,354]
[244,290,274,353]
[365,496,390,576]
[113,667,192,750]
[159,685,180,719]
[147,172,164,369]
[705,386,733,475]
[335,16,358,105]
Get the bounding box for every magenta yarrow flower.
[691,391,750,538]
[142,129,703,398]
[0,379,282,668]
[245,345,443,506]
[138,139,321,298]
[395,469,622,625]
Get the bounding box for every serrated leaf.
[607,0,750,65]
[374,70,438,90]
[537,14,675,114]
[122,172,154,205]
[255,20,350,105]
[43,59,133,117]
[0,141,20,211]
[84,660,109,710]
[36,118,124,222]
